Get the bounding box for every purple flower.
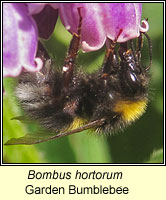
[3,3,40,77]
[31,4,59,39]
[27,3,59,39]
[27,3,59,15]
[3,3,58,77]
[59,3,147,52]
[3,3,148,77]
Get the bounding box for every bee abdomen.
[15,81,53,111]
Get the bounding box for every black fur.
[15,55,150,133]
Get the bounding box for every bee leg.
[102,39,116,75]
[102,29,123,76]
[135,32,144,66]
[135,32,152,71]
[62,7,83,89]
[143,32,152,71]
[129,39,136,60]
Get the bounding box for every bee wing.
[5,118,105,145]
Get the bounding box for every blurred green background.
[3,3,163,163]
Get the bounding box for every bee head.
[118,49,150,99]
[102,33,152,101]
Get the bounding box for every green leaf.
[69,131,111,163]
[3,78,46,163]
[145,149,163,163]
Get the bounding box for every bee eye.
[125,70,139,90]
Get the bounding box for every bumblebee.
[7,9,152,144]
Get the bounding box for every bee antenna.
[143,32,152,71]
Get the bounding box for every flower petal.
[50,3,59,10]
[27,3,59,15]
[102,3,142,42]
[139,19,149,33]
[59,3,106,52]
[59,3,143,52]
[27,3,47,15]
[3,3,41,77]
[32,5,59,39]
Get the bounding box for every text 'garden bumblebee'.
[6,8,152,145]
